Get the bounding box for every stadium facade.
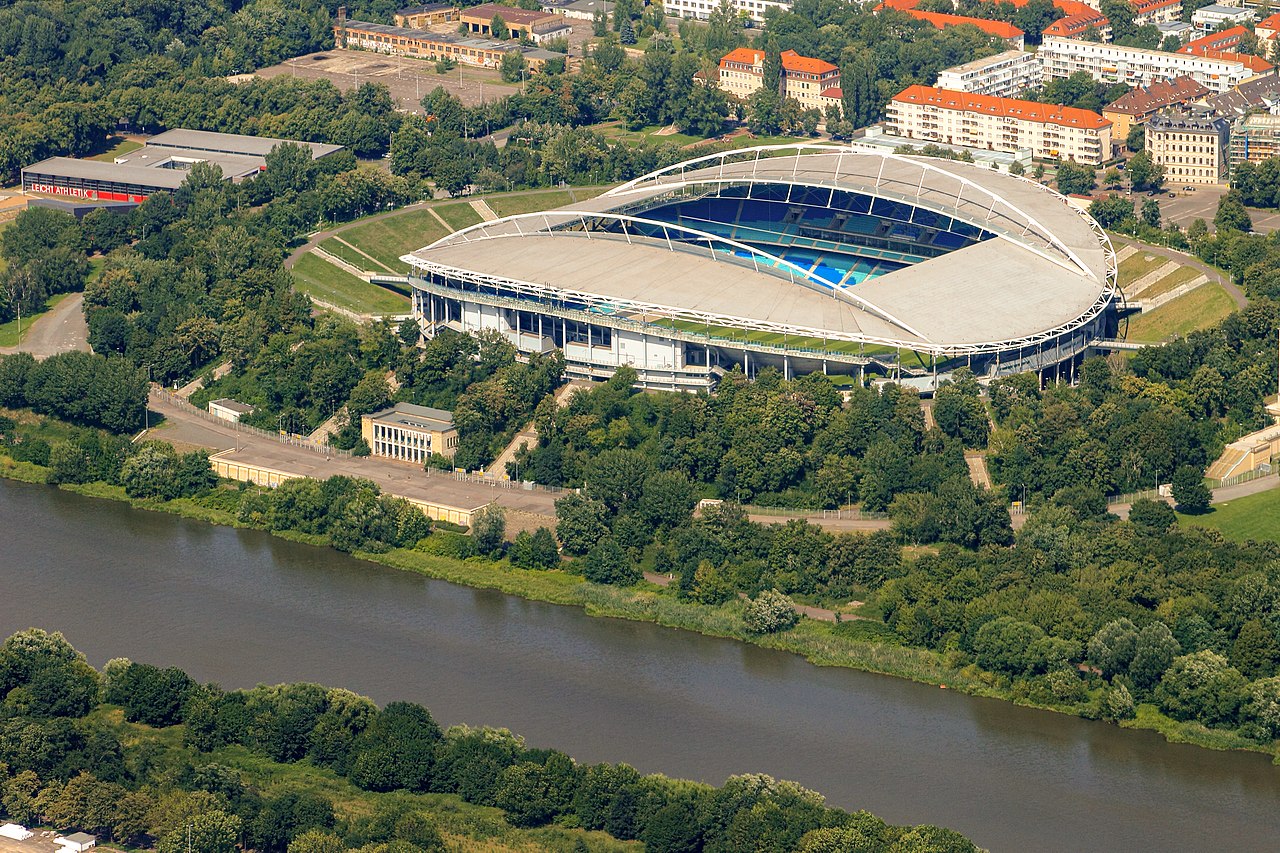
[402,145,1119,390]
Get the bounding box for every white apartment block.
[935,50,1042,98]
[1146,112,1231,184]
[886,85,1113,165]
[1191,4,1254,33]
[1039,36,1258,93]
[664,0,789,24]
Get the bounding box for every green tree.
[1055,160,1096,195]
[1127,498,1176,532]
[1171,465,1210,513]
[1130,621,1180,690]
[1157,650,1247,727]
[471,503,507,556]
[1231,620,1279,679]
[1127,150,1164,190]
[1215,190,1253,232]
[500,51,526,83]
[1141,199,1162,228]
[582,536,639,585]
[555,493,610,556]
[490,14,509,39]
[1088,618,1139,679]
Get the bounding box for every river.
[1,480,1277,851]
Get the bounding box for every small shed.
[0,824,34,842]
[209,398,255,423]
[57,833,96,853]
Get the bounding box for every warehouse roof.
[144,129,344,160]
[21,157,191,189]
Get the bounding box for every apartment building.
[664,0,791,24]
[1229,112,1280,167]
[1102,76,1209,139]
[935,50,1042,98]
[1132,0,1183,26]
[886,85,1113,165]
[1039,36,1260,93]
[715,48,841,111]
[1146,112,1231,184]
[1191,4,1254,34]
[1179,25,1248,54]
[1043,7,1112,40]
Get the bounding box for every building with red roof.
[1042,9,1111,40]
[886,84,1113,164]
[904,9,1026,48]
[1179,25,1249,54]
[716,48,842,112]
[1132,0,1182,26]
[1178,45,1274,75]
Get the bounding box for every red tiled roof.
[1103,75,1209,116]
[906,9,1025,39]
[1043,11,1108,37]
[1133,0,1180,12]
[781,49,838,75]
[1178,46,1275,74]
[891,84,1112,129]
[719,47,763,68]
[1179,25,1248,53]
[821,87,844,99]
[1257,12,1280,31]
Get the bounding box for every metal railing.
[153,389,354,459]
[435,466,569,495]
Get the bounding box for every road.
[0,292,91,359]
[1110,235,1246,310]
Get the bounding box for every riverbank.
[5,458,1276,763]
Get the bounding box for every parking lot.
[1118,184,1280,234]
[254,49,520,110]
[0,834,62,853]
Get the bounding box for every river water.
[1,480,1277,851]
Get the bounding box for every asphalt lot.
[1110,184,1280,233]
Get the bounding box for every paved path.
[0,292,90,359]
[1109,235,1245,310]
[147,389,561,521]
[1111,473,1280,519]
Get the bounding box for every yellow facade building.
[361,403,459,465]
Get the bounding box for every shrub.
[743,589,800,634]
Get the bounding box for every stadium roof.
[406,145,1114,356]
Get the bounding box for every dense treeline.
[0,629,978,852]
[0,352,146,434]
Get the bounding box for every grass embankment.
[1127,281,1235,341]
[333,209,453,271]
[435,201,484,231]
[291,253,409,315]
[1117,250,1167,287]
[1138,265,1202,300]
[3,451,1278,761]
[91,709,635,853]
[1177,486,1280,544]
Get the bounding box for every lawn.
[334,209,453,271]
[597,121,708,148]
[434,202,484,231]
[1138,265,1202,299]
[1117,250,1169,287]
[0,292,75,347]
[87,136,143,161]
[291,252,409,315]
[486,188,605,218]
[1126,281,1235,341]
[1178,484,1280,543]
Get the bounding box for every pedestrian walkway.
[470,199,499,222]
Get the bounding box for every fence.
[739,504,890,521]
[1107,466,1276,506]
[154,389,354,459]
[434,467,569,495]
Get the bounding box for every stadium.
[401,145,1120,390]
